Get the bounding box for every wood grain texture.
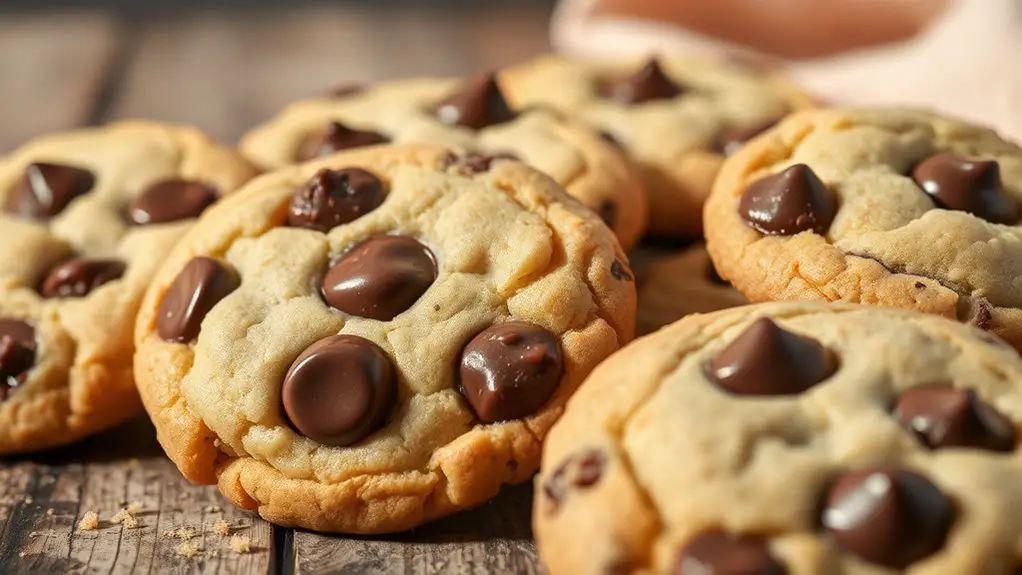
[0,418,273,574]
[0,12,120,152]
[292,483,540,575]
[109,6,551,144]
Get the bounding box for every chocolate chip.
[912,153,1019,224]
[39,257,126,298]
[7,162,95,219]
[610,259,633,281]
[706,260,729,286]
[674,531,787,575]
[282,334,396,447]
[296,121,389,162]
[597,201,617,229]
[127,179,218,225]
[600,59,682,105]
[822,468,954,569]
[442,151,520,174]
[288,168,385,232]
[709,318,836,396]
[0,319,35,399]
[458,322,563,422]
[739,164,836,236]
[893,385,1015,452]
[434,74,517,130]
[322,236,437,321]
[715,119,779,157]
[543,449,606,510]
[157,257,240,343]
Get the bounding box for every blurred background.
[0,0,556,152]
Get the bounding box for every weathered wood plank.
[109,7,552,144]
[293,483,540,575]
[0,418,274,574]
[0,12,120,152]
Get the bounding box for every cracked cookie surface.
[501,55,814,237]
[134,144,635,534]
[0,122,256,453]
[240,75,647,249]
[535,301,1022,575]
[705,108,1022,349]
[632,243,746,336]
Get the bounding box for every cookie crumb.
[18,552,24,558]
[46,508,54,516]
[204,505,221,513]
[176,541,202,558]
[23,496,33,504]
[111,509,139,529]
[29,531,38,538]
[213,519,230,536]
[163,526,199,540]
[127,501,143,514]
[229,535,251,553]
[78,511,99,531]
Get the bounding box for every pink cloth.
[552,0,1022,143]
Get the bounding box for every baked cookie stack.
[6,48,1022,575]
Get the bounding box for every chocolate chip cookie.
[500,55,815,237]
[0,122,256,453]
[704,108,1022,349]
[239,75,647,249]
[632,244,746,335]
[134,144,634,533]
[536,301,1022,574]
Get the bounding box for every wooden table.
[0,6,552,573]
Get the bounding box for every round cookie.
[0,122,256,454]
[704,108,1022,350]
[633,244,746,335]
[240,75,647,249]
[500,55,815,237]
[535,301,1022,575]
[133,144,635,534]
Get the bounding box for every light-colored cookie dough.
[134,144,635,534]
[0,122,256,454]
[536,301,1022,575]
[501,55,815,237]
[633,243,746,335]
[704,108,1022,349]
[240,76,647,249]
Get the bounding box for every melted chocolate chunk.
[442,151,520,174]
[600,59,683,105]
[282,334,396,446]
[157,257,240,343]
[893,385,1015,451]
[297,121,389,162]
[40,258,126,298]
[434,74,517,130]
[708,318,836,396]
[912,153,1019,224]
[822,468,954,569]
[543,449,606,511]
[288,168,385,232]
[127,179,218,225]
[322,236,437,321]
[610,259,633,282]
[7,163,95,219]
[674,531,787,575]
[739,164,836,236]
[458,322,563,422]
[0,320,35,400]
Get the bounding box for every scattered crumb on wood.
[46,508,54,516]
[213,519,230,536]
[176,541,202,558]
[29,531,38,538]
[18,552,24,558]
[111,508,139,529]
[163,526,199,540]
[229,535,251,553]
[205,505,221,513]
[23,496,33,504]
[77,511,99,531]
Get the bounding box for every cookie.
[704,108,1022,349]
[239,75,648,249]
[0,122,256,454]
[632,244,746,335]
[535,301,1022,575]
[133,144,635,533]
[500,55,815,237]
